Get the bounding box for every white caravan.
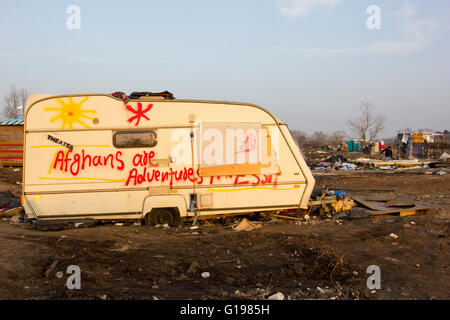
[22,92,315,225]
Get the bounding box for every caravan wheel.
[146,208,180,227]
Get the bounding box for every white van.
[22,92,315,225]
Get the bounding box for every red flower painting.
[126,103,153,126]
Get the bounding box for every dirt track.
[0,169,448,300]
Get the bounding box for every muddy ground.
[0,168,448,300]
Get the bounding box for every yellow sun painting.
[44,97,97,130]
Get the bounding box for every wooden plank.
[309,198,338,206]
[351,196,388,211]
[272,214,302,221]
[364,193,397,202]
[365,203,434,216]
[400,210,417,217]
[199,163,261,177]
[386,195,416,208]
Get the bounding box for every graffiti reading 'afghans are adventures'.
[53,150,125,176]
[50,149,280,188]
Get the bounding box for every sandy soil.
[0,168,448,300]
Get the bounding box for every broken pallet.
[351,195,434,216]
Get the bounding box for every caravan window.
[113,130,157,148]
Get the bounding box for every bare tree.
[18,88,28,111]
[347,102,386,145]
[3,86,29,119]
[290,130,308,146]
[329,130,347,146]
[308,131,329,147]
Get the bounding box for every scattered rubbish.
[1,206,23,218]
[411,221,416,225]
[326,155,348,164]
[56,236,67,243]
[233,218,262,232]
[0,190,21,216]
[354,159,422,168]
[268,292,285,300]
[55,271,64,279]
[272,214,303,221]
[19,219,97,231]
[100,295,107,300]
[334,208,371,220]
[201,272,210,279]
[177,274,188,281]
[9,214,22,224]
[352,194,434,217]
[115,223,124,226]
[316,286,325,294]
[438,152,450,161]
[110,244,131,252]
[338,163,357,170]
[332,190,349,199]
[186,261,200,274]
[389,233,399,239]
[44,258,60,278]
[434,170,447,175]
[330,198,355,213]
[162,223,170,228]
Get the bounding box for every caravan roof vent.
[129,91,175,100]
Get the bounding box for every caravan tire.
[146,208,180,227]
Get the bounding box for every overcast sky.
[1,0,449,137]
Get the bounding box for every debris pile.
[0,190,22,218]
[312,153,450,172]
